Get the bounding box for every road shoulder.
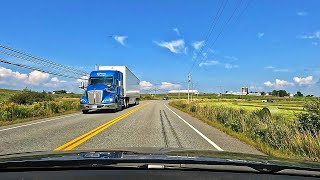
[166,102,264,155]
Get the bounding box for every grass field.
[169,98,320,162]
[195,99,305,121]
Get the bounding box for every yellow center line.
[54,102,151,151]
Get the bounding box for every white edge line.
[0,113,81,132]
[164,104,224,151]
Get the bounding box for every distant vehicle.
[163,96,168,100]
[261,99,273,103]
[79,66,140,113]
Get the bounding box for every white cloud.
[173,27,180,36]
[140,80,153,90]
[26,71,50,85]
[113,35,128,46]
[225,63,239,69]
[293,76,313,86]
[275,79,294,86]
[264,81,274,87]
[50,77,67,83]
[199,60,219,67]
[0,66,76,91]
[258,32,265,39]
[192,40,205,50]
[154,39,185,54]
[264,79,295,87]
[296,11,308,16]
[159,82,181,90]
[265,66,275,69]
[312,42,319,46]
[299,31,320,40]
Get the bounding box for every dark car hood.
[0,147,318,169]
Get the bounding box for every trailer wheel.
[135,98,139,105]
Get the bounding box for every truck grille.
[87,90,103,104]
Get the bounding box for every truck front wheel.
[82,110,89,114]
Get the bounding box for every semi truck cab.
[80,70,124,113]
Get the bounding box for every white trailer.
[97,66,140,107]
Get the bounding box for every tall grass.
[0,100,80,121]
[170,100,320,161]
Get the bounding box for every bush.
[9,90,53,105]
[297,98,320,134]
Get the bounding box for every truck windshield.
[89,77,113,85]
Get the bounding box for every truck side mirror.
[79,82,85,89]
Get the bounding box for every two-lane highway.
[0,100,263,155]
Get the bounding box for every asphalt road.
[0,100,263,155]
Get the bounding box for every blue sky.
[0,0,319,95]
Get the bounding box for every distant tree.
[53,90,67,94]
[294,91,304,97]
[306,95,314,97]
[271,90,289,97]
[261,92,266,96]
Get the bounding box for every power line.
[190,0,229,72]
[0,44,88,76]
[0,58,87,80]
[190,0,245,72]
[0,49,88,76]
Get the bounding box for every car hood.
[0,147,318,170]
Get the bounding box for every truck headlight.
[102,98,113,103]
[80,99,86,103]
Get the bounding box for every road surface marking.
[54,103,151,151]
[0,113,81,133]
[164,104,224,151]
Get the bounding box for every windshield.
[0,0,319,171]
[89,77,113,85]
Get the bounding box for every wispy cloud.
[296,11,308,16]
[258,32,265,39]
[265,66,275,69]
[225,63,239,69]
[265,66,290,72]
[113,35,128,46]
[154,39,185,54]
[224,56,238,61]
[273,68,290,72]
[173,27,180,36]
[199,60,219,67]
[192,40,205,50]
[298,31,320,40]
[312,42,319,46]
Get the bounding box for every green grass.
[169,99,320,162]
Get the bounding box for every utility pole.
[178,82,181,99]
[154,87,157,98]
[187,72,191,102]
[191,82,194,101]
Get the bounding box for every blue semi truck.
[79,66,140,114]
